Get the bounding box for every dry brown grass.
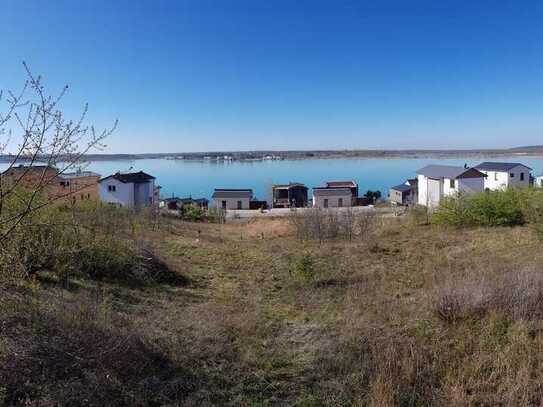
[3,213,543,405]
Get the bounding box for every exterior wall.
[134,180,155,206]
[99,179,134,207]
[212,197,250,209]
[2,167,99,205]
[418,175,443,207]
[479,166,530,190]
[457,177,485,194]
[536,176,543,188]
[389,189,407,204]
[58,175,100,204]
[312,192,352,208]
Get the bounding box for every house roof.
[99,171,155,184]
[212,189,252,199]
[273,182,307,190]
[2,164,57,175]
[474,162,533,172]
[60,171,101,179]
[313,187,352,197]
[405,178,418,186]
[324,181,358,188]
[391,184,412,192]
[416,165,485,179]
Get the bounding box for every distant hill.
[510,146,543,152]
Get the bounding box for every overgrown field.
[2,202,543,405]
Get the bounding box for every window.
[494,172,498,181]
[237,200,242,209]
[520,172,525,181]
[60,181,70,187]
[323,199,328,208]
[108,185,116,192]
[450,179,455,189]
[87,193,90,199]
[221,200,227,209]
[81,194,84,200]
[510,173,515,178]
[338,198,343,207]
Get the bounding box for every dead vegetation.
[2,205,543,405]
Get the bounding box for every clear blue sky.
[1,0,543,153]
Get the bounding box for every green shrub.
[432,188,528,227]
[180,204,206,222]
[206,207,226,224]
[290,253,316,282]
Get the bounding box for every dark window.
[450,179,455,188]
[237,200,242,209]
[80,194,84,200]
[338,198,343,207]
[221,200,227,209]
[494,172,498,181]
[520,172,525,181]
[323,199,328,208]
[87,193,90,199]
[108,185,116,192]
[510,173,515,178]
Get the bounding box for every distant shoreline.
[2,147,543,163]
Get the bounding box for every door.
[221,200,227,209]
[323,199,328,208]
[237,200,242,209]
[338,198,343,207]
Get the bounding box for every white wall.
[480,166,530,190]
[99,178,133,207]
[312,192,352,208]
[212,197,250,209]
[536,176,543,188]
[417,175,442,207]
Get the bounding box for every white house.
[211,189,252,209]
[417,165,486,207]
[474,162,532,190]
[99,171,156,207]
[312,187,352,208]
[536,174,543,188]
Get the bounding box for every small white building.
[312,187,352,208]
[417,165,486,207]
[535,174,543,188]
[212,189,252,210]
[474,162,532,190]
[99,171,156,207]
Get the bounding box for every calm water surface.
[4,157,543,201]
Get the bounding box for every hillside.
[2,205,543,405]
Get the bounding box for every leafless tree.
[0,62,117,245]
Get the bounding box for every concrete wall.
[212,197,250,209]
[134,180,155,206]
[99,179,134,207]
[312,192,352,208]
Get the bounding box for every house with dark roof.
[474,162,532,190]
[211,189,253,210]
[272,183,308,208]
[312,187,352,208]
[99,171,156,207]
[416,165,486,207]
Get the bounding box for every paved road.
[224,205,403,220]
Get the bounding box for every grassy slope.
[3,216,543,405]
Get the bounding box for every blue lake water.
[3,157,543,201]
